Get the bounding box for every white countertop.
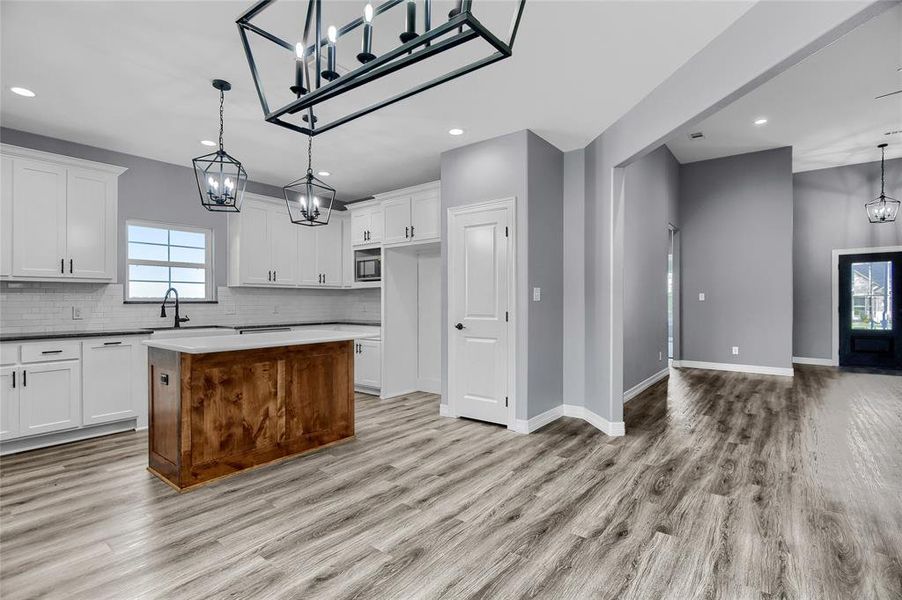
[143,329,372,354]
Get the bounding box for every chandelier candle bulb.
[323,26,339,81]
[401,0,418,43]
[293,43,307,96]
[358,3,376,64]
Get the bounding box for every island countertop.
[142,328,377,354]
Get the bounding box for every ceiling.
[667,3,902,173]
[1,0,752,200]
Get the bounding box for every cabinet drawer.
[20,340,81,363]
[0,345,19,366]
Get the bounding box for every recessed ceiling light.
[10,87,35,98]
[448,128,464,136]
[318,171,331,177]
[200,140,216,147]
[754,118,768,126]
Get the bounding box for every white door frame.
[831,245,902,366]
[446,197,517,430]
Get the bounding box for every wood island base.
[147,340,354,491]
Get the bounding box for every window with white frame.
[126,221,214,301]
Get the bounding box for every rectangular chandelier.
[236,0,525,136]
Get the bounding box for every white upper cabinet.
[350,203,383,246]
[375,182,440,248]
[66,167,117,279]
[1,157,13,278]
[12,159,68,278]
[382,196,413,245]
[229,195,347,288]
[2,145,125,282]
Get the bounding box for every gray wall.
[562,149,586,407]
[526,133,564,416]
[440,130,564,421]
[793,158,902,359]
[623,145,679,391]
[679,147,793,369]
[0,127,284,288]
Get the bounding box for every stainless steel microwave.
[355,248,381,282]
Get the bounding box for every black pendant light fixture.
[283,134,335,226]
[865,143,899,223]
[236,0,525,137]
[192,79,248,212]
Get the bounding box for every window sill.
[123,300,219,305]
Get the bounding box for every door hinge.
[505,226,509,237]
[505,311,509,322]
[505,396,509,407]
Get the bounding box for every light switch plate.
[698,292,706,302]
[732,346,739,355]
[72,306,83,320]
[533,287,541,302]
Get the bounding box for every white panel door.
[12,159,67,278]
[382,196,411,245]
[356,340,381,388]
[449,206,510,425]
[20,361,80,436]
[82,340,135,425]
[269,208,299,286]
[66,168,114,279]
[297,224,318,285]
[238,201,272,285]
[0,366,20,440]
[1,156,13,277]
[411,193,440,242]
[316,220,343,286]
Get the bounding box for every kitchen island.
[144,330,358,491]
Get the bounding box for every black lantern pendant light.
[193,79,248,212]
[865,143,899,223]
[283,134,335,226]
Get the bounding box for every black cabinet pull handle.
[267,270,271,281]
[405,226,409,239]
[69,259,73,273]
[273,270,277,281]
[410,226,415,238]
[103,341,122,346]
[11,371,15,389]
[22,371,26,387]
[61,258,64,274]
[41,350,63,355]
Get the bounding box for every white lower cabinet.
[19,361,81,437]
[82,338,138,425]
[0,336,148,452]
[355,339,382,390]
[0,366,20,440]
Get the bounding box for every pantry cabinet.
[1,145,125,282]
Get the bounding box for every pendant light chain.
[307,134,313,176]
[881,145,886,196]
[218,89,225,152]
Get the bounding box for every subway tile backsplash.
[0,282,380,334]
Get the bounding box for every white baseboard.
[439,404,455,418]
[0,419,138,456]
[792,356,835,367]
[513,405,564,434]
[623,368,669,403]
[677,360,794,377]
[563,404,625,436]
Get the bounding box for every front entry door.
[448,203,511,425]
[838,252,901,368]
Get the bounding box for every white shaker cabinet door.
[19,361,80,436]
[12,159,67,278]
[82,340,136,425]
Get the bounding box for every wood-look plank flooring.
[1,366,901,599]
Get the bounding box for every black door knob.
[454,323,465,330]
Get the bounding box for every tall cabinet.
[1,145,125,282]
